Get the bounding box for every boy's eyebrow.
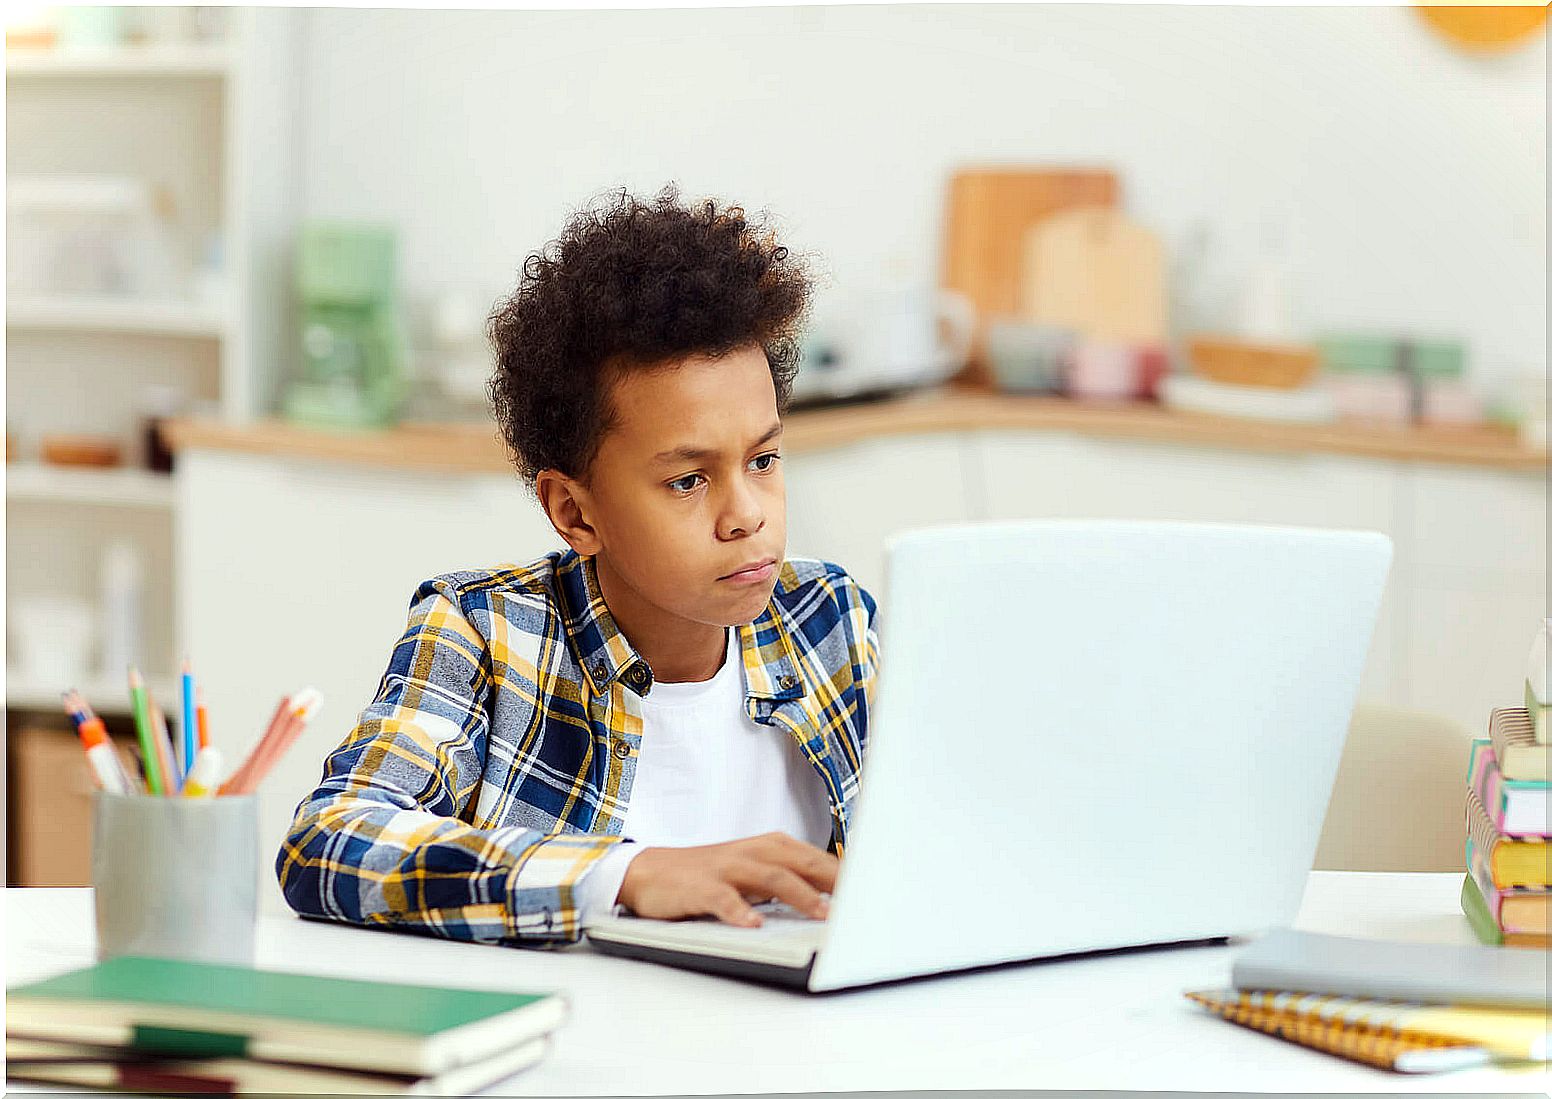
[653,421,783,465]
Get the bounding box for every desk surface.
[7,873,1548,1095]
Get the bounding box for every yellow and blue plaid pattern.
[276,550,878,944]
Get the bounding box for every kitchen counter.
[162,388,1548,474]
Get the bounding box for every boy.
[277,188,879,945]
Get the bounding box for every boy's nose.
[718,483,765,540]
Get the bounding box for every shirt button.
[778,674,798,690]
[612,740,631,760]
[628,666,649,686]
[592,662,609,681]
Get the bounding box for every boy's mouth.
[718,557,778,584]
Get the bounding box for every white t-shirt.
[575,628,833,920]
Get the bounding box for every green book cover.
[8,956,564,1076]
[1461,873,1503,946]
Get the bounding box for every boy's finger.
[775,846,840,893]
[708,884,762,928]
[733,864,830,920]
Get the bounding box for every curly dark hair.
[487,185,813,489]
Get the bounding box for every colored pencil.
[219,695,292,796]
[127,669,165,796]
[149,697,180,796]
[222,688,323,796]
[196,687,210,751]
[181,658,197,782]
[61,690,135,795]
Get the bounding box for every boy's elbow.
[273,795,342,920]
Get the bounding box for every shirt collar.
[557,551,805,702]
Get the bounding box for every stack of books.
[6,955,565,1095]
[1461,618,1550,951]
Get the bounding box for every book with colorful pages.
[1462,874,1552,950]
[1467,844,1551,935]
[1468,740,1549,838]
[1489,708,1549,782]
[5,1034,548,1095]
[1466,785,1551,888]
[6,956,567,1078]
[1185,988,1548,1073]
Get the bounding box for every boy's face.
[570,344,787,630]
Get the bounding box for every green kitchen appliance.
[284,223,408,429]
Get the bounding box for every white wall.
[295,3,1546,388]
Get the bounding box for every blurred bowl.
[984,321,1075,393]
[1189,335,1319,389]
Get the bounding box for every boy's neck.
[592,553,729,684]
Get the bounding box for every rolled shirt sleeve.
[275,580,620,944]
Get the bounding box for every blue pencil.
[181,658,197,780]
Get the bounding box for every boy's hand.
[616,832,838,927]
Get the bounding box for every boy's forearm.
[275,788,621,944]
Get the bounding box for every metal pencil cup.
[92,792,258,966]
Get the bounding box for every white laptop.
[585,520,1393,992]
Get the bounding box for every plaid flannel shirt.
[276,549,878,945]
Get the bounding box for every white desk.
[6,873,1548,1094]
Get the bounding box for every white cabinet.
[784,433,978,600]
[1396,466,1547,732]
[972,431,1404,702]
[177,449,560,911]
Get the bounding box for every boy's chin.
[708,582,778,626]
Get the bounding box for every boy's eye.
[667,473,704,494]
[749,452,781,473]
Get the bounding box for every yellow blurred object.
[1414,5,1548,54]
[1188,336,1320,390]
[1020,206,1167,345]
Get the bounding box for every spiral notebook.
[1185,989,1547,1073]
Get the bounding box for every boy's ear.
[535,469,603,556]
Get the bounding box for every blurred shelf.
[7,295,225,338]
[5,46,231,78]
[6,670,178,716]
[6,464,176,510]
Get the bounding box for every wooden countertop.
[162,389,1549,475]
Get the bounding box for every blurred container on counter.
[1188,335,1319,389]
[140,385,186,472]
[983,321,1074,394]
[40,434,123,468]
[1160,374,1336,423]
[1317,333,1477,427]
[1162,336,1333,424]
[793,285,973,404]
[284,222,408,429]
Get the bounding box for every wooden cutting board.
[941,167,1119,384]
[1019,206,1166,345]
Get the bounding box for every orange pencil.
[223,688,322,796]
[196,687,210,751]
[220,695,293,796]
